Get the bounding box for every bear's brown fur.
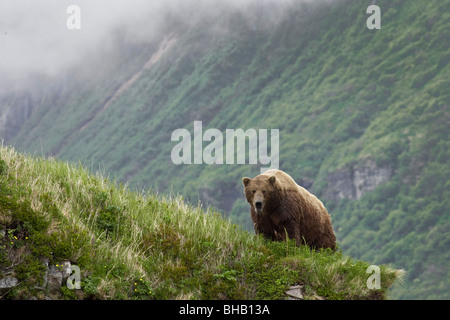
[242,169,336,250]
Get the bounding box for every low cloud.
[0,0,331,92]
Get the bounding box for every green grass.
[0,145,402,299]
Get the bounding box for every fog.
[0,0,328,93]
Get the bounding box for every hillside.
[0,145,401,300]
[1,0,449,299]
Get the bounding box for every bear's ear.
[268,176,276,185]
[242,177,251,187]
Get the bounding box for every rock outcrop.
[325,159,392,200]
[0,259,77,300]
[0,276,19,297]
[285,284,325,300]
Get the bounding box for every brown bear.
[242,169,336,250]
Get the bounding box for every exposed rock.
[1,257,78,299]
[353,161,392,199]
[286,285,304,300]
[61,260,72,282]
[285,284,326,300]
[325,167,355,200]
[325,159,392,200]
[0,276,19,295]
[35,257,49,290]
[44,260,73,299]
[47,265,63,298]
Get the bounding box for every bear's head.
[242,175,277,214]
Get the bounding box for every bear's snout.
[253,195,265,213]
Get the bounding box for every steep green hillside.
[3,0,449,299]
[0,145,401,300]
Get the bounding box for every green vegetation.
[0,146,401,299]
[4,0,449,299]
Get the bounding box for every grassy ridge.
[0,145,401,299]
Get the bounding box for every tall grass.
[0,144,402,299]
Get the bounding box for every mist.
[0,0,330,93]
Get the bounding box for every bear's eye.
[262,190,266,194]
[252,190,256,194]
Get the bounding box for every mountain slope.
[2,0,449,299]
[0,145,401,300]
